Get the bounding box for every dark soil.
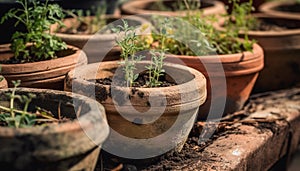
[0,48,76,64]
[276,3,300,13]
[252,17,300,31]
[92,72,177,88]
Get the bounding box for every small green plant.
[113,20,145,87]
[0,80,58,128]
[145,51,166,87]
[113,20,167,88]
[225,0,258,32]
[1,0,67,63]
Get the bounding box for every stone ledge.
[189,88,300,171]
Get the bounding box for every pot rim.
[259,0,300,19]
[120,0,226,16]
[164,43,264,77]
[0,88,108,137]
[67,60,207,106]
[51,15,149,40]
[215,13,300,36]
[0,44,86,74]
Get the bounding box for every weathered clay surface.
[65,61,207,160]
[0,88,109,171]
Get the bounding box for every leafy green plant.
[0,80,58,128]
[0,0,67,63]
[113,20,167,88]
[225,0,257,32]
[137,0,256,55]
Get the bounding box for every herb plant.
[0,80,58,128]
[137,0,256,55]
[0,0,67,63]
[145,51,166,87]
[113,20,144,87]
[113,20,166,88]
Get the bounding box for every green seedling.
[1,0,67,63]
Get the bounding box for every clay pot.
[239,14,300,93]
[260,0,300,20]
[65,61,207,160]
[0,77,7,89]
[51,15,148,63]
[160,43,264,119]
[120,0,226,17]
[0,88,109,171]
[0,44,87,90]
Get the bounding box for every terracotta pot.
[0,44,87,90]
[159,43,264,119]
[65,61,207,160]
[0,88,109,171]
[0,77,7,89]
[120,0,226,17]
[238,14,300,93]
[260,0,300,20]
[51,15,148,63]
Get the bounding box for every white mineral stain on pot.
[232,149,242,156]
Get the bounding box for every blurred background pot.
[120,0,226,17]
[51,15,148,63]
[260,0,300,20]
[160,43,264,119]
[240,14,300,93]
